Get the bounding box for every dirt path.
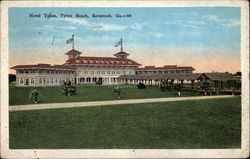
[9,95,235,111]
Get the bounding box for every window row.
[75,60,133,65]
[71,65,136,69]
[82,71,133,75]
[19,77,74,85]
[136,70,192,74]
[16,69,75,74]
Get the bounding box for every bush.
[137,83,146,89]
[96,79,102,85]
[114,86,122,99]
[61,79,76,96]
[29,90,40,103]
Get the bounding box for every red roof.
[64,56,141,66]
[114,51,130,55]
[11,65,77,70]
[136,66,195,71]
[65,49,82,55]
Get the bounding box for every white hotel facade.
[11,48,195,86]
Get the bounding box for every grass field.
[9,97,241,149]
[9,84,201,105]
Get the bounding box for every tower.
[65,34,82,59]
[65,49,82,59]
[114,38,129,58]
[114,51,130,58]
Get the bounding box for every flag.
[66,37,73,44]
[114,40,121,47]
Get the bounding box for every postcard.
[0,0,249,158]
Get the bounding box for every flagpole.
[72,34,74,50]
[121,38,123,51]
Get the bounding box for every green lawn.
[9,97,241,149]
[9,84,201,105]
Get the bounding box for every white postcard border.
[1,1,249,158]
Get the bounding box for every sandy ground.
[9,95,236,111]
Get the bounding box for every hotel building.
[11,49,195,86]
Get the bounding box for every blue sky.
[9,7,241,73]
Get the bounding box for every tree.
[9,74,16,83]
[114,86,122,99]
[29,90,40,103]
[61,79,76,96]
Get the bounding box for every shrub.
[61,79,76,96]
[114,86,122,99]
[96,79,102,85]
[29,89,40,103]
[137,82,146,89]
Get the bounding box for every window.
[91,71,94,74]
[97,71,100,74]
[20,78,24,84]
[102,71,105,74]
[51,78,54,84]
[117,71,120,74]
[47,78,50,84]
[39,78,42,84]
[55,78,58,83]
[107,71,110,74]
[112,71,115,74]
[123,71,126,74]
[85,71,88,74]
[31,78,35,84]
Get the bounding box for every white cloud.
[187,20,205,25]
[165,20,202,29]
[222,19,240,27]
[62,18,143,31]
[203,15,240,27]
